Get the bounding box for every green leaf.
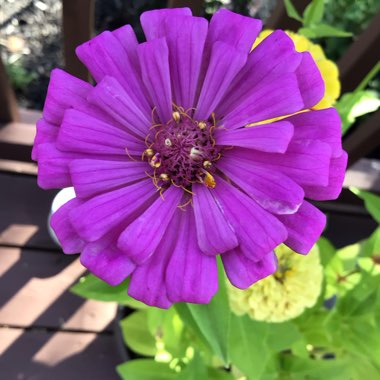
[266,321,303,352]
[317,237,336,267]
[284,0,303,22]
[178,352,207,380]
[207,368,234,380]
[299,24,352,38]
[229,315,271,379]
[146,308,188,358]
[303,0,325,26]
[176,263,231,365]
[120,311,157,356]
[117,359,177,380]
[350,188,380,224]
[337,91,380,135]
[281,355,349,379]
[70,274,146,308]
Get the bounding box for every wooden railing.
[0,0,379,171]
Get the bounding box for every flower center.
[143,109,220,190]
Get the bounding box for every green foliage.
[350,187,380,224]
[70,274,146,309]
[336,62,380,135]
[117,359,177,380]
[284,0,352,38]
[120,310,157,356]
[5,61,35,91]
[303,0,325,26]
[175,262,231,365]
[284,0,303,22]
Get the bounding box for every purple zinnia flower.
[33,8,347,308]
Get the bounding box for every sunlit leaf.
[120,310,157,356]
[117,359,177,380]
[70,274,146,308]
[299,24,352,38]
[303,0,325,26]
[337,91,380,135]
[350,188,380,224]
[284,0,303,22]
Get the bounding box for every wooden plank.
[0,172,58,250]
[343,158,380,193]
[62,0,94,81]
[343,110,380,168]
[0,159,37,175]
[0,247,117,332]
[0,328,122,380]
[167,0,203,15]
[338,12,380,93]
[0,121,35,162]
[0,56,20,123]
[20,108,42,125]
[265,0,309,30]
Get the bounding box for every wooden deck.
[0,113,123,378]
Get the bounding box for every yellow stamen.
[204,171,216,189]
[172,111,181,123]
[159,173,170,181]
[203,160,212,169]
[198,121,207,130]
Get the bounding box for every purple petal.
[163,15,208,110]
[80,233,135,286]
[303,150,348,201]
[70,179,157,242]
[118,186,183,264]
[128,211,181,309]
[285,108,343,158]
[57,109,145,156]
[43,69,91,126]
[32,118,59,160]
[87,76,151,138]
[216,30,300,116]
[50,198,85,254]
[192,183,238,255]
[76,30,151,114]
[295,52,325,109]
[112,24,139,72]
[213,176,287,261]
[37,143,80,189]
[194,41,247,120]
[166,209,218,304]
[221,74,304,129]
[206,9,262,53]
[218,156,304,215]
[277,201,326,254]
[222,249,277,289]
[138,38,172,123]
[215,120,294,153]
[140,8,192,41]
[223,140,332,187]
[70,159,147,199]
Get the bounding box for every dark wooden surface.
[0,56,20,123]
[62,0,94,81]
[344,110,380,168]
[0,162,123,378]
[338,12,380,94]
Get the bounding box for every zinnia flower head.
[228,244,323,322]
[33,8,347,308]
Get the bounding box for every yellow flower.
[228,245,323,323]
[253,30,340,109]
